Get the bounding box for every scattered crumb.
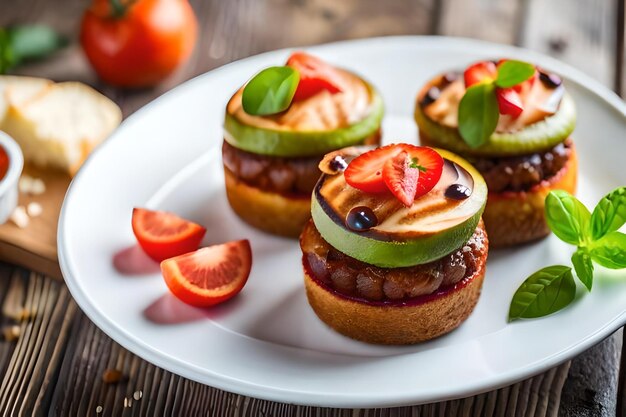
[133,390,142,401]
[30,178,46,195]
[2,325,20,341]
[26,202,42,217]
[9,206,29,228]
[18,175,45,195]
[102,368,124,384]
[124,397,132,408]
[18,176,33,193]
[95,405,103,414]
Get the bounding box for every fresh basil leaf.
[242,66,299,116]
[8,25,66,65]
[590,187,626,240]
[495,60,536,88]
[458,82,499,148]
[589,231,626,269]
[571,249,594,291]
[508,265,576,321]
[544,190,591,245]
[0,29,15,74]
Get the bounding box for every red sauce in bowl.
[0,146,9,181]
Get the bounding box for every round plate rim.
[58,35,626,407]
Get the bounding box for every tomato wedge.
[132,208,206,262]
[160,240,252,307]
[286,51,344,101]
[344,144,444,204]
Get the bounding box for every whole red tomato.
[80,0,198,87]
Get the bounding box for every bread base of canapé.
[482,146,578,248]
[224,166,311,238]
[303,240,487,345]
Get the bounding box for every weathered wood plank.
[436,0,523,44]
[521,0,618,87]
[0,269,76,417]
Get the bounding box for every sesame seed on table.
[0,0,624,416]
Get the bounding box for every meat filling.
[222,131,380,196]
[468,139,572,193]
[300,221,487,302]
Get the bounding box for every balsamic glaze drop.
[420,86,441,107]
[329,155,348,173]
[442,72,459,84]
[346,206,378,232]
[539,71,562,89]
[445,184,472,200]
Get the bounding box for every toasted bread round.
[481,146,577,247]
[224,166,311,238]
[303,233,488,345]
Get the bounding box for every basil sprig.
[242,66,299,116]
[0,25,66,74]
[458,60,535,148]
[509,187,626,321]
[494,60,536,88]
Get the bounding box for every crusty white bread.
[224,166,311,238]
[1,80,122,176]
[0,76,52,125]
[303,243,487,345]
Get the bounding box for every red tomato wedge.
[496,87,524,118]
[464,61,497,88]
[160,240,252,307]
[344,144,444,204]
[132,208,206,262]
[286,51,344,101]
[382,151,418,207]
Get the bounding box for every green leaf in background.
[544,190,591,246]
[0,25,66,74]
[590,186,626,240]
[495,60,536,88]
[589,231,626,269]
[571,249,594,291]
[242,66,299,116]
[508,265,576,321]
[458,82,499,148]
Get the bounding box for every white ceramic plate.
[58,37,626,408]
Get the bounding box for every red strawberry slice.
[345,144,444,205]
[344,144,402,193]
[496,87,524,118]
[464,61,497,88]
[286,52,345,101]
[382,151,418,207]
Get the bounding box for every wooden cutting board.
[0,163,70,279]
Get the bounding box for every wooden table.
[1,1,625,416]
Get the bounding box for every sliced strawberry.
[344,144,404,193]
[382,151,418,207]
[464,61,497,88]
[496,87,524,118]
[161,240,252,307]
[286,51,344,101]
[132,208,206,262]
[345,144,444,204]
